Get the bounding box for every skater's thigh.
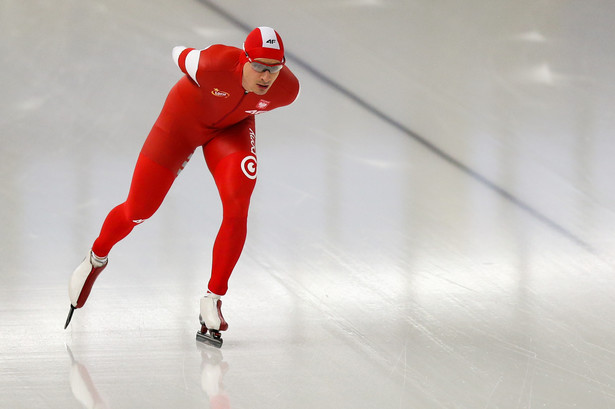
[141,91,200,174]
[202,118,257,216]
[124,154,176,220]
[202,116,256,175]
[141,124,196,174]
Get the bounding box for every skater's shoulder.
[199,45,243,72]
[269,67,300,105]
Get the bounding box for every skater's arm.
[172,46,204,86]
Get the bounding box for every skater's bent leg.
[92,154,177,257]
[206,151,256,295]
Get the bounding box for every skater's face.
[242,58,283,95]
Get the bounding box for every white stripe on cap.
[258,26,280,50]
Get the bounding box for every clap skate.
[64,250,108,329]
[196,294,228,348]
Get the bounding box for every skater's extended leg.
[65,153,180,327]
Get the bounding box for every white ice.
[2,0,615,408]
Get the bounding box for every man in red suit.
[65,27,300,346]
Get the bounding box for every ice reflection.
[198,344,232,409]
[66,344,233,409]
[66,345,109,409]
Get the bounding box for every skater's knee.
[122,204,154,225]
[221,195,251,219]
[127,211,152,225]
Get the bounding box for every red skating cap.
[243,27,285,62]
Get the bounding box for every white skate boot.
[196,293,228,348]
[64,250,108,329]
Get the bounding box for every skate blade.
[64,305,76,329]
[196,330,223,348]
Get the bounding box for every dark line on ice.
[196,0,593,252]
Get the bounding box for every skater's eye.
[249,62,284,73]
[245,54,285,73]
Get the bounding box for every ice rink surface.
[2,0,615,407]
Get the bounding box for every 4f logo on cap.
[259,27,281,50]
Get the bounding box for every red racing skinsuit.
[91,44,300,295]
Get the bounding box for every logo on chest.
[245,99,271,115]
[211,88,230,98]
